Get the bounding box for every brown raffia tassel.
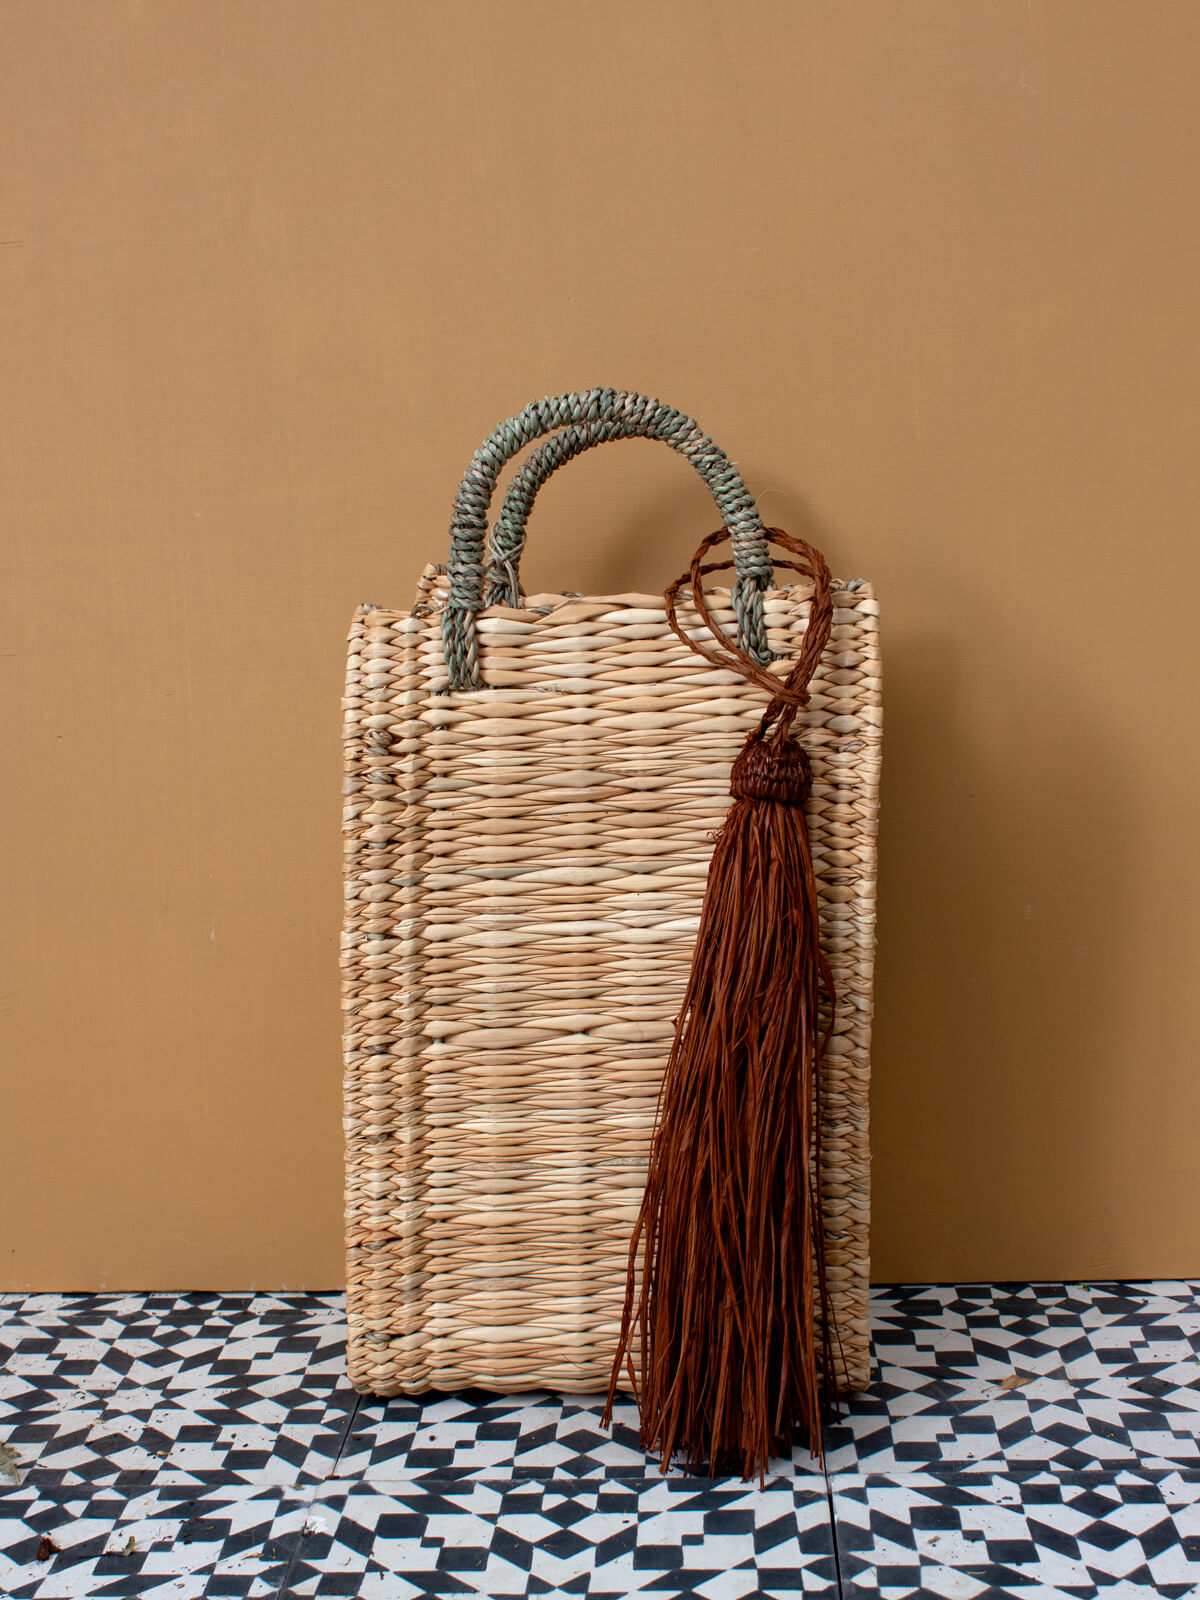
[601,526,848,1482]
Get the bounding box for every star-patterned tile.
[830,1467,1200,1598]
[278,1475,839,1598]
[0,1295,357,1489]
[824,1282,1200,1475]
[0,1477,292,1598]
[337,1390,827,1484]
[3,1283,1200,1597]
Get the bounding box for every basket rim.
[357,567,876,625]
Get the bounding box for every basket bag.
[342,389,881,1470]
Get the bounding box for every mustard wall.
[5,0,1198,1287]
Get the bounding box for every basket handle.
[443,389,774,690]
[484,420,665,606]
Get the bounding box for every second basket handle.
[443,389,775,689]
[484,420,660,606]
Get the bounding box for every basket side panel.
[813,588,880,1389]
[342,584,880,1395]
[343,604,435,1392]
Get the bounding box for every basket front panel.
[343,582,880,1395]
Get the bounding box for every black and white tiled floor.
[2,1284,1198,1596]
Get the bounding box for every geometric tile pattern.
[0,1294,356,1489]
[832,1468,1200,1598]
[337,1392,827,1483]
[1,1283,1198,1597]
[0,1477,291,1597]
[285,1477,838,1597]
[825,1282,1200,1476]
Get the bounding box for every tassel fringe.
[601,527,847,1482]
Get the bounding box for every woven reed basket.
[342,390,881,1397]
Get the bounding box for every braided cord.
[443,390,773,688]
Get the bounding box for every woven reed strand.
[342,572,881,1396]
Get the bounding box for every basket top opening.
[397,564,873,623]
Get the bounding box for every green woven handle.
[444,389,774,690]
[483,421,669,606]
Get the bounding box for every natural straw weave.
[342,393,881,1397]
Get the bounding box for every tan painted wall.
[5,0,1198,1290]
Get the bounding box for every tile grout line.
[271,1534,303,1600]
[328,1390,365,1479]
[824,1470,846,1599]
[823,1415,845,1600]
[271,1383,365,1597]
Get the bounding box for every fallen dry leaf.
[37,1535,60,1562]
[998,1373,1033,1391]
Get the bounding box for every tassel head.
[730,735,812,806]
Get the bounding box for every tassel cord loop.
[663,527,834,744]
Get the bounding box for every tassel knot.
[730,735,812,806]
